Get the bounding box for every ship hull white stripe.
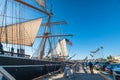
[1,64,61,68]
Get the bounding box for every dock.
[35,64,107,80]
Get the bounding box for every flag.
[65,38,72,46]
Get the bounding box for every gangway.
[0,66,16,80]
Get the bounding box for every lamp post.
[100,46,104,61]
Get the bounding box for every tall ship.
[0,0,73,80]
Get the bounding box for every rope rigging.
[0,0,7,43]
[0,0,69,78]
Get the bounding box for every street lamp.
[100,46,104,61]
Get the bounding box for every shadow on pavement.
[53,73,105,80]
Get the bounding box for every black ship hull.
[0,55,62,80]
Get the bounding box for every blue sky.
[52,0,120,59]
[1,0,120,60]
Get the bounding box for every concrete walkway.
[43,64,106,80]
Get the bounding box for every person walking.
[0,42,4,54]
[64,64,73,79]
[89,61,94,75]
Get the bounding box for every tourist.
[0,42,4,54]
[64,64,73,79]
[88,61,94,74]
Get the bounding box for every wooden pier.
[34,64,107,80]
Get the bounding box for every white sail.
[48,39,69,57]
[0,18,42,46]
[47,42,61,57]
[36,0,46,9]
[59,39,69,57]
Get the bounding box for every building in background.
[114,55,120,62]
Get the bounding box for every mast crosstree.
[15,0,50,16]
[0,1,73,80]
[15,0,73,59]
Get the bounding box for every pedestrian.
[76,62,80,72]
[72,62,77,73]
[88,61,94,75]
[0,42,4,55]
[64,65,73,79]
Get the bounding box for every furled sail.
[0,18,42,46]
[48,39,69,57]
[35,0,46,9]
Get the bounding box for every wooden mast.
[15,0,73,59]
[15,0,52,59]
[36,34,73,38]
[39,14,52,59]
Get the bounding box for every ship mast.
[16,0,73,59]
[15,0,52,59]
[39,14,52,59]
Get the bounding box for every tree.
[107,55,113,60]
